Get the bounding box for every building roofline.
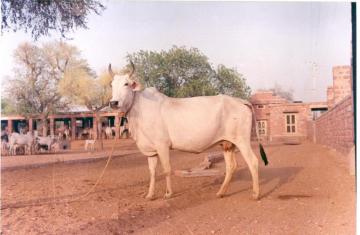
[1,110,123,121]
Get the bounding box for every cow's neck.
[124,91,138,116]
[126,88,164,142]
[127,87,165,114]
[126,91,142,141]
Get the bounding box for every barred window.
[285,114,296,133]
[257,120,267,136]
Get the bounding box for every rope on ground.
[0,139,118,210]
[65,138,117,203]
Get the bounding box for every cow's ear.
[130,81,142,91]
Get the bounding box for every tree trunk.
[95,111,103,150]
[41,116,48,136]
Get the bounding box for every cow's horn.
[108,63,115,78]
[129,60,135,78]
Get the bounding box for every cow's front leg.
[157,147,173,199]
[145,156,158,200]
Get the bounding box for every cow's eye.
[124,83,128,86]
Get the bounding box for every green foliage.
[1,0,105,40]
[216,64,251,99]
[59,69,112,111]
[127,46,251,99]
[1,98,17,115]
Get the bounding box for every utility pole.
[307,61,319,100]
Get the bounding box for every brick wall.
[327,66,351,110]
[268,103,311,143]
[314,95,354,155]
[327,87,334,109]
[307,121,315,142]
[333,66,352,104]
[250,91,287,142]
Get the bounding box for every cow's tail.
[246,103,269,166]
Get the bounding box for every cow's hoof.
[252,192,260,200]
[164,192,173,199]
[216,192,225,198]
[145,194,155,201]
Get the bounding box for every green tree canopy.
[216,64,251,99]
[127,46,251,99]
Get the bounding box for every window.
[257,120,267,136]
[257,105,264,109]
[285,114,296,133]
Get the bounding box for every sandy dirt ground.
[1,140,355,235]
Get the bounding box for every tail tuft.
[259,144,268,166]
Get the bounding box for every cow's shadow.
[62,165,303,234]
[1,158,303,235]
[226,166,303,199]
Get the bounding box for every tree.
[127,46,250,99]
[1,0,105,40]
[269,83,294,101]
[1,98,17,115]
[216,64,251,99]
[58,69,113,149]
[4,41,92,135]
[127,46,216,97]
[58,68,113,127]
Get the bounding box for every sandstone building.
[250,65,353,157]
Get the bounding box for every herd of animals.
[0,123,129,156]
[1,130,69,156]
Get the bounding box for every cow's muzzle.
[109,101,119,109]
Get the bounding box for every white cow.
[105,126,113,139]
[108,63,268,200]
[35,136,56,152]
[88,128,94,140]
[64,128,71,140]
[9,132,34,155]
[84,139,96,151]
[51,142,61,153]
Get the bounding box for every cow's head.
[108,61,141,112]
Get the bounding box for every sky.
[0,1,352,102]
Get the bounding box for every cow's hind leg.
[146,156,158,200]
[216,142,237,198]
[235,140,260,200]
